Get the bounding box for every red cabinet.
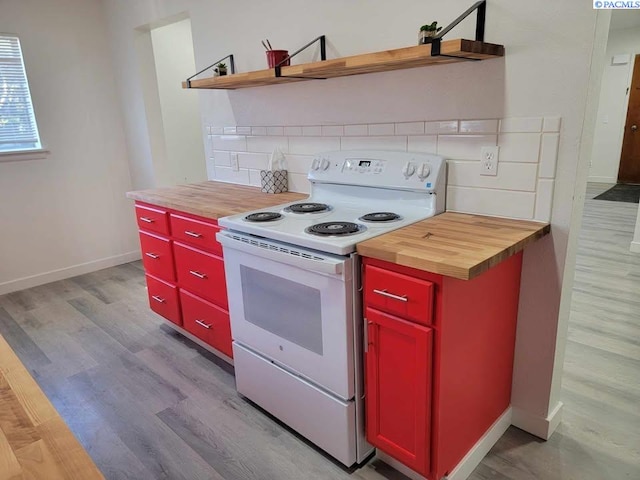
[134,201,232,360]
[174,242,228,309]
[135,204,170,235]
[365,265,434,326]
[180,290,232,358]
[145,274,181,326]
[363,254,523,480]
[139,231,175,281]
[366,307,432,476]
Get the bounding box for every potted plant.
[214,62,228,76]
[419,21,442,44]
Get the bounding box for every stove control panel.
[342,158,385,174]
[309,150,446,193]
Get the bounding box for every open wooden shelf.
[182,39,504,90]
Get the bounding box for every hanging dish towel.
[261,147,288,194]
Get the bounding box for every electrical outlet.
[480,146,499,176]
[230,152,239,171]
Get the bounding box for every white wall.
[150,18,207,186]
[589,26,640,183]
[101,0,601,439]
[0,0,139,294]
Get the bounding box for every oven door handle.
[216,232,345,276]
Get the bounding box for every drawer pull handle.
[373,289,408,302]
[145,252,160,259]
[196,319,212,329]
[184,230,202,238]
[151,295,165,303]
[189,270,207,279]
[139,217,154,223]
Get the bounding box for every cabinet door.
[139,231,175,281]
[366,307,432,477]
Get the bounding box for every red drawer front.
[139,231,175,281]
[365,265,434,326]
[146,274,181,326]
[173,242,228,309]
[135,204,170,235]
[180,290,232,358]
[170,213,222,256]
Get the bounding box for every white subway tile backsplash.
[448,160,538,191]
[267,126,284,136]
[395,122,425,135]
[248,169,262,187]
[437,135,496,160]
[498,133,541,163]
[539,133,559,179]
[425,121,458,134]
[408,135,437,154]
[534,179,555,222]
[238,152,269,170]
[214,166,250,184]
[500,117,543,133]
[213,150,231,166]
[207,115,561,218]
[344,124,368,136]
[246,136,288,153]
[289,136,340,155]
[543,116,561,132]
[285,154,314,174]
[341,136,407,152]
[212,135,247,152]
[459,119,498,133]
[284,126,303,136]
[302,126,322,136]
[322,125,344,136]
[206,158,215,179]
[447,186,536,219]
[288,172,311,194]
[368,123,395,135]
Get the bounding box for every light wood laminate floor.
[0,183,638,480]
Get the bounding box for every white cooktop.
[218,151,446,255]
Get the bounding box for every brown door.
[618,54,640,184]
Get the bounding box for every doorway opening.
[135,14,207,187]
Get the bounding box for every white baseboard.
[630,241,640,253]
[587,176,616,183]
[375,407,513,480]
[0,251,141,295]
[511,401,563,440]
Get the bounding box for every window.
[0,35,42,153]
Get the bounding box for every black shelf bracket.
[423,0,487,61]
[185,54,236,88]
[274,35,327,80]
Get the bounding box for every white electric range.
[216,150,446,468]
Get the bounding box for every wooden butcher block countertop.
[0,334,104,479]
[357,212,550,280]
[126,181,306,220]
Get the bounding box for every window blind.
[0,35,41,152]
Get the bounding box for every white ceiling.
[610,10,640,30]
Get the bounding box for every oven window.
[240,266,323,355]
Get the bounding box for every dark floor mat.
[593,184,640,203]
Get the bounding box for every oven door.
[217,231,355,400]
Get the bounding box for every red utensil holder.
[266,50,290,68]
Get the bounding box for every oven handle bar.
[216,231,346,277]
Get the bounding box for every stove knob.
[402,162,416,178]
[418,163,431,180]
[320,158,330,170]
[311,158,320,170]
